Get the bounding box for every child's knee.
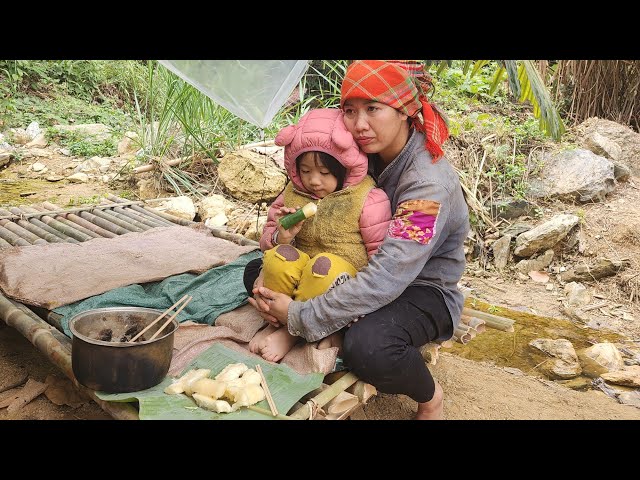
[294,253,357,301]
[262,245,310,296]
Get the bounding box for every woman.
[248,60,470,420]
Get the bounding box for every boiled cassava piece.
[164,363,267,413]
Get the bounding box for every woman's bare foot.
[249,324,278,354]
[415,381,444,420]
[259,327,300,362]
[317,332,343,356]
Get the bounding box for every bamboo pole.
[0,293,138,420]
[105,195,175,226]
[0,199,170,221]
[206,226,260,246]
[0,218,48,245]
[118,206,166,228]
[99,201,164,228]
[0,236,12,248]
[468,317,486,333]
[0,208,64,244]
[462,307,515,332]
[99,208,152,231]
[88,207,145,232]
[288,371,359,420]
[454,327,472,344]
[0,225,31,246]
[42,202,125,237]
[140,205,194,226]
[19,206,91,242]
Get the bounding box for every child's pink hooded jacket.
[259,108,391,258]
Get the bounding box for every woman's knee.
[342,320,400,372]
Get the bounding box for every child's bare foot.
[249,324,278,354]
[317,332,343,356]
[259,327,300,362]
[415,381,444,420]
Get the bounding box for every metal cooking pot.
[69,307,178,393]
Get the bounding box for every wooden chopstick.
[255,364,278,417]
[128,294,189,343]
[148,295,193,342]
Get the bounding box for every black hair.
[295,151,346,191]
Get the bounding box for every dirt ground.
[2,154,640,421]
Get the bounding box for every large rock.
[198,194,229,226]
[529,338,582,379]
[217,150,287,204]
[156,196,196,221]
[577,117,640,177]
[528,149,615,203]
[577,342,624,378]
[514,214,580,257]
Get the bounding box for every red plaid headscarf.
[340,60,449,162]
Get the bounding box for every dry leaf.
[528,271,550,283]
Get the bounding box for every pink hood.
[274,108,368,193]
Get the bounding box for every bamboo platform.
[0,196,377,420]
[0,196,514,420]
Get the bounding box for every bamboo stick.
[454,327,473,344]
[0,208,64,244]
[99,201,164,228]
[0,293,138,420]
[206,226,260,246]
[0,225,31,246]
[88,207,144,232]
[462,307,515,332]
[0,199,173,221]
[19,206,90,242]
[255,364,278,417]
[0,236,12,248]
[120,206,167,227]
[131,205,175,226]
[289,372,359,420]
[246,404,291,420]
[468,318,486,333]
[29,204,102,240]
[140,205,194,226]
[105,195,174,226]
[99,208,152,231]
[42,202,126,237]
[116,207,166,228]
[0,218,48,245]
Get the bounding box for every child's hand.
[274,206,304,244]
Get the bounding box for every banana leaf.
[96,343,324,420]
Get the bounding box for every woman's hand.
[247,286,292,326]
[274,206,305,244]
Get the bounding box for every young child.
[247,108,392,362]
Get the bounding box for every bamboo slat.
[10,208,79,243]
[0,208,63,244]
[0,293,139,420]
[19,206,92,242]
[0,224,31,246]
[88,207,145,232]
[42,202,125,237]
[289,371,359,420]
[117,206,166,228]
[97,202,157,229]
[105,195,174,226]
[0,218,48,245]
